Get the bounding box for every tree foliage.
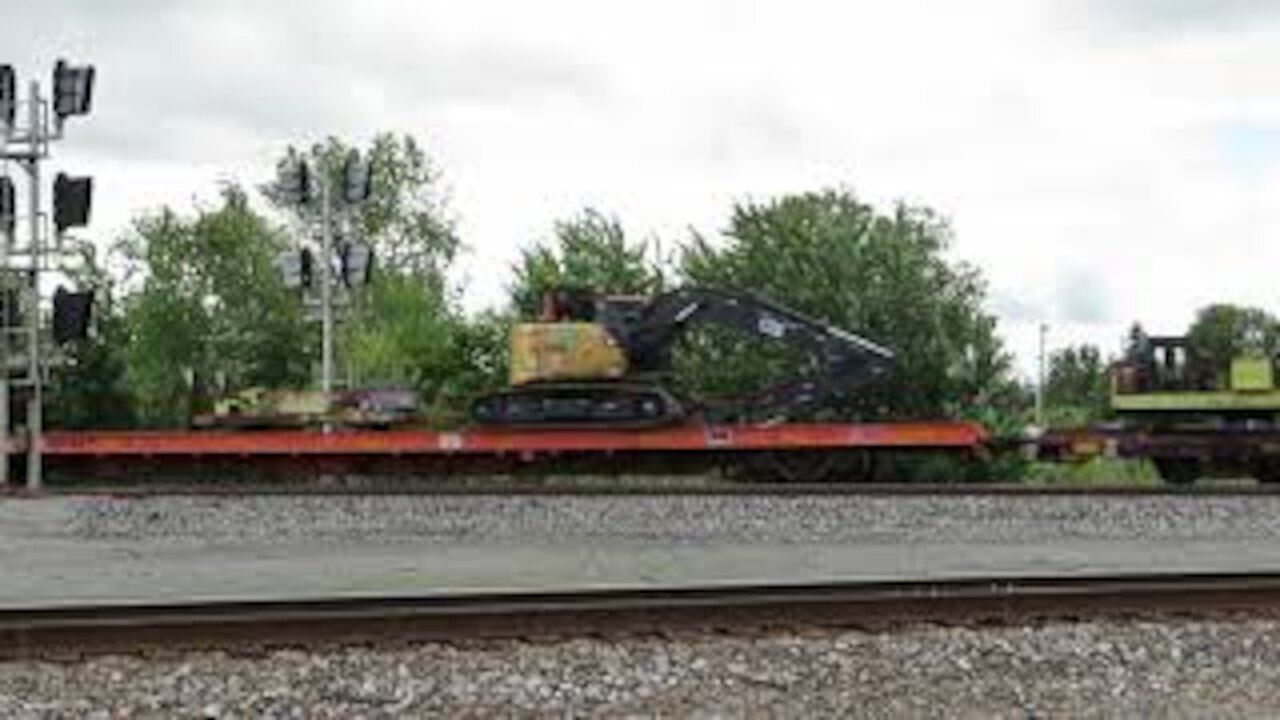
[508,208,664,315]
[679,189,1018,424]
[1044,343,1110,426]
[1186,304,1280,382]
[116,186,312,426]
[339,274,506,419]
[49,133,472,428]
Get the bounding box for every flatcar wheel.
[1250,457,1280,484]
[1153,457,1201,486]
[837,450,875,483]
[765,450,839,483]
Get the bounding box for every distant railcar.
[1107,330,1280,483]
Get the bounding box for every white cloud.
[5,0,1280,380]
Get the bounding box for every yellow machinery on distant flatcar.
[194,387,420,429]
[1111,334,1280,417]
[1109,330,1280,484]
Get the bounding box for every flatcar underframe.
[1035,425,1280,485]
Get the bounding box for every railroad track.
[7,480,1279,497]
[5,572,1280,660]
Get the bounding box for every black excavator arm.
[603,287,894,422]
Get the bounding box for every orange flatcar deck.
[35,422,986,457]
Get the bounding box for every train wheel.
[729,451,832,483]
[1153,457,1201,486]
[768,451,838,483]
[832,450,875,483]
[1250,457,1280,484]
[772,450,875,483]
[728,450,872,484]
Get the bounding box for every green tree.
[117,186,312,426]
[1043,343,1110,426]
[680,189,1019,425]
[508,208,664,315]
[1186,304,1280,386]
[339,274,506,420]
[447,309,514,408]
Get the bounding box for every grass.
[1022,457,1162,487]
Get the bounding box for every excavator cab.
[536,286,598,322]
[535,286,648,333]
[510,287,631,387]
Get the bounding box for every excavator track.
[471,382,686,429]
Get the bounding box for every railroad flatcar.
[1106,330,1280,483]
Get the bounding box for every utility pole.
[319,173,334,399]
[0,60,97,491]
[1035,322,1048,428]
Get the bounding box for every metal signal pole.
[24,79,41,490]
[276,149,374,430]
[0,79,51,491]
[0,60,96,491]
[0,177,8,490]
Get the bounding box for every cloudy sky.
[3,0,1279,377]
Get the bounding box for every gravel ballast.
[2,617,1279,717]
[68,494,1280,545]
[12,495,1280,715]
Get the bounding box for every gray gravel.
[69,494,1280,546]
[3,617,1279,717]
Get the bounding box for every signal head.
[53,59,95,120]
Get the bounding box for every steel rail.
[10,481,1280,498]
[5,571,1280,660]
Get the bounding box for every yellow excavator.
[471,286,895,428]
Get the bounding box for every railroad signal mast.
[275,147,376,412]
[0,59,97,490]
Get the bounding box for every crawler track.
[5,572,1280,660]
